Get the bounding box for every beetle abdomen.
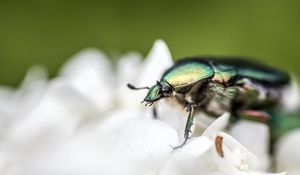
[236,68,289,87]
[216,58,290,87]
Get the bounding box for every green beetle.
[128,57,290,149]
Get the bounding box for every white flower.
[0,40,288,175]
[276,129,300,175]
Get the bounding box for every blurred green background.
[0,0,299,86]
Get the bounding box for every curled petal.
[202,112,230,138]
[213,132,258,173]
[138,39,174,87]
[230,121,270,170]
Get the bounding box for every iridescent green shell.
[215,58,290,86]
[144,84,160,102]
[162,61,214,90]
[237,69,288,85]
[161,57,289,93]
[211,64,237,84]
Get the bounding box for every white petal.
[115,52,145,108]
[280,77,300,112]
[242,171,287,175]
[0,78,112,174]
[213,132,258,173]
[172,136,213,159]
[230,121,270,170]
[19,65,48,88]
[94,109,180,175]
[202,112,230,138]
[0,66,48,129]
[4,83,80,144]
[13,66,48,115]
[276,129,300,175]
[109,117,179,175]
[96,108,143,136]
[116,52,143,85]
[0,86,15,119]
[156,101,187,138]
[1,129,117,175]
[138,39,173,87]
[59,48,114,113]
[113,117,179,157]
[159,136,213,175]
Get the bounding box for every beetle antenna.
[127,83,150,90]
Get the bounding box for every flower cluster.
[0,40,298,175]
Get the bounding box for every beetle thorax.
[171,80,209,107]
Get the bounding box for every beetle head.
[142,80,172,106]
[127,80,173,106]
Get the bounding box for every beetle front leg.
[173,103,196,149]
[152,106,158,119]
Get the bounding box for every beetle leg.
[152,106,158,119]
[237,109,271,123]
[173,103,196,149]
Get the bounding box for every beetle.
[128,57,290,149]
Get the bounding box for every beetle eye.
[161,87,171,97]
[161,87,166,92]
[161,86,169,93]
[156,81,172,97]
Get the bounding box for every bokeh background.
[0,0,299,86]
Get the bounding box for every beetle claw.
[171,138,189,150]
